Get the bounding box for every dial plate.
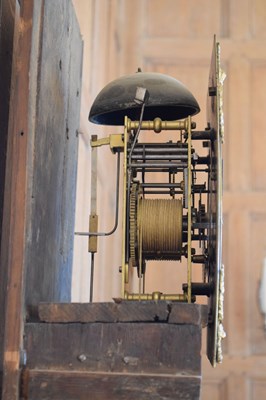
[206,36,225,367]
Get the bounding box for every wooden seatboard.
[36,301,208,326]
[25,321,202,375]
[24,302,206,399]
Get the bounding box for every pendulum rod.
[88,135,98,302]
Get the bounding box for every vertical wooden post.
[1,1,34,398]
[1,0,83,396]
[0,0,18,385]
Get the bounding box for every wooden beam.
[0,0,17,243]
[23,0,83,306]
[1,0,82,396]
[0,0,18,375]
[1,1,34,398]
[21,369,201,400]
[25,321,203,375]
[24,302,207,399]
[36,301,208,326]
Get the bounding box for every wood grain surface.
[21,369,201,400]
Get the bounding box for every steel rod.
[143,190,184,195]
[130,154,188,160]
[90,253,95,302]
[141,183,182,188]
[129,162,187,168]
[133,168,185,173]
[133,143,188,147]
[130,147,189,153]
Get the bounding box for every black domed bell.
[89,72,200,126]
